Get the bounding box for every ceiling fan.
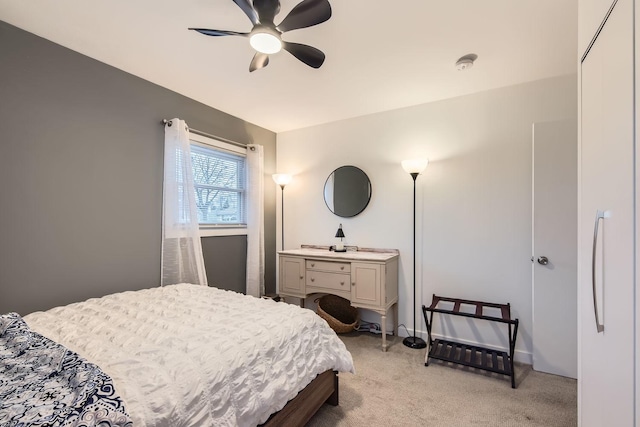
[189,0,332,72]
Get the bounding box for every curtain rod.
[161,119,251,150]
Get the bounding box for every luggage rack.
[422,294,519,388]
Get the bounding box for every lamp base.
[403,336,427,349]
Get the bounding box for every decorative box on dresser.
[278,245,399,351]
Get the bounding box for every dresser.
[278,246,399,351]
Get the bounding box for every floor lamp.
[401,159,429,349]
[272,174,292,250]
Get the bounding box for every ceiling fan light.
[250,31,282,54]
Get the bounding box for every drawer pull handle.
[592,210,606,333]
[340,266,345,270]
[352,282,356,287]
[311,278,315,282]
[340,281,345,286]
[311,263,315,267]
[299,276,303,280]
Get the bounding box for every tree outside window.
[190,144,246,226]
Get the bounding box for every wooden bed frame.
[261,370,339,426]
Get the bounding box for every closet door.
[579,0,635,425]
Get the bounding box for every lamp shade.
[272,174,293,186]
[401,159,429,175]
[335,224,345,239]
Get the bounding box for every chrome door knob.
[537,256,549,265]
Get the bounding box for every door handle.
[537,256,549,265]
[592,210,605,333]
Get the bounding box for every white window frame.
[189,133,248,237]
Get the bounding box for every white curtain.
[246,144,264,297]
[162,118,208,286]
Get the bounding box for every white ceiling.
[0,0,577,133]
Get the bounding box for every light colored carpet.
[308,333,577,427]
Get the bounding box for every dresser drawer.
[306,260,350,273]
[306,270,350,292]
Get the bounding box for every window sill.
[199,227,248,238]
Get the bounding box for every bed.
[0,283,355,426]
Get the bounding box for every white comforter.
[23,284,354,427]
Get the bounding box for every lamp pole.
[280,184,285,250]
[412,173,417,340]
[401,159,428,349]
[272,174,292,251]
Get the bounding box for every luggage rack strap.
[425,295,516,324]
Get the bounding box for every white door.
[532,120,577,379]
[579,0,635,425]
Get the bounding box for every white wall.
[276,75,577,362]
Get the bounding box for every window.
[189,133,247,230]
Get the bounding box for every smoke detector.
[455,53,478,71]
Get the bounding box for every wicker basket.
[316,294,359,334]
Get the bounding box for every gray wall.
[0,21,277,315]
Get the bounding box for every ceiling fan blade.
[189,28,248,37]
[253,0,281,24]
[283,42,325,68]
[277,0,331,33]
[249,52,270,72]
[233,0,259,25]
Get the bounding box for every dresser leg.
[393,304,398,336]
[381,314,388,352]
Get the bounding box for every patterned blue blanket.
[0,313,132,427]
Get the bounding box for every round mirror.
[324,166,372,217]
